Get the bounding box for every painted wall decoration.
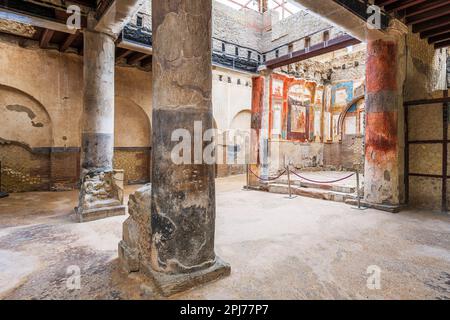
[272,79,284,96]
[267,73,365,145]
[332,81,354,108]
[272,101,282,136]
[290,98,307,133]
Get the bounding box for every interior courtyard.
[0,0,450,300]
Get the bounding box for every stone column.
[364,21,408,208]
[121,0,230,296]
[76,15,125,222]
[249,75,264,186]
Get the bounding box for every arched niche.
[113,96,151,185]
[338,95,365,140]
[230,109,252,131]
[0,84,52,192]
[114,96,151,148]
[0,84,52,147]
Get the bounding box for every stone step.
[272,177,356,194]
[268,183,358,203]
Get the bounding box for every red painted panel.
[366,39,398,94]
[365,112,398,163]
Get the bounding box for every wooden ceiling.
[374,0,450,49]
[0,0,151,70]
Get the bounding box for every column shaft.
[146,0,230,295]
[364,23,407,206]
[81,29,115,171]
[76,21,125,222]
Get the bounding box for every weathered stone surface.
[120,0,229,296]
[143,256,231,297]
[76,170,125,222]
[76,16,121,222]
[364,21,407,206]
[119,184,152,273]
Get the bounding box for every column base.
[75,205,126,223]
[142,256,231,297]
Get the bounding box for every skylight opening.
[216,0,303,19]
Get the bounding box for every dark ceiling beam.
[60,31,79,52]
[412,14,450,33]
[428,32,450,44]
[39,29,54,48]
[68,0,97,7]
[420,23,450,39]
[116,48,133,61]
[384,0,427,12]
[404,0,450,18]
[434,38,450,49]
[374,0,398,6]
[266,34,361,69]
[127,52,148,65]
[333,0,391,30]
[406,5,450,25]
[141,56,152,68]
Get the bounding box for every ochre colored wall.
[0,40,152,192]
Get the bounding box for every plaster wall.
[0,40,153,191]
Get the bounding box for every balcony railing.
[121,22,262,73]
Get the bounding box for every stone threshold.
[74,205,127,223]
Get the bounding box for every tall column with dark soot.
[147,0,230,296]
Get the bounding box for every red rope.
[249,168,287,182]
[289,170,355,184]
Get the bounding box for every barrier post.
[351,169,366,210]
[356,170,361,209]
[286,165,295,199]
[243,163,250,191]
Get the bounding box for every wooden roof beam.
[39,28,54,48]
[420,23,450,39]
[413,14,450,33]
[428,32,450,44]
[127,52,148,65]
[406,5,450,25]
[60,31,79,52]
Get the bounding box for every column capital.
[86,11,117,40]
[366,18,408,42]
[258,67,273,77]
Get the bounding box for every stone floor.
[0,175,449,300]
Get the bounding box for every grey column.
[147,0,230,296]
[76,15,125,222]
[259,69,272,179]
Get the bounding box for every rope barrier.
[289,170,355,184]
[248,167,287,182]
[247,166,355,184]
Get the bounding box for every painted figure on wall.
[287,84,310,141]
[290,99,307,133]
